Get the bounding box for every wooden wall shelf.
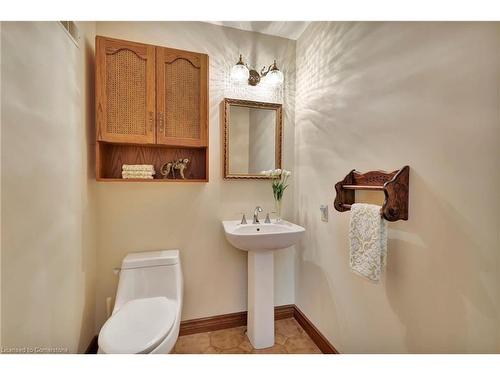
[96,142,208,182]
[333,166,410,221]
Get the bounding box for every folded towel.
[349,203,387,282]
[122,164,155,173]
[122,170,154,176]
[122,174,154,179]
[122,171,155,179]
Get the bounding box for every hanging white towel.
[349,203,387,282]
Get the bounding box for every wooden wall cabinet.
[156,47,208,147]
[96,37,156,144]
[95,36,209,182]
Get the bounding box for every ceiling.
[204,21,310,40]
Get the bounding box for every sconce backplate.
[248,69,261,86]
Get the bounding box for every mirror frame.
[223,98,283,179]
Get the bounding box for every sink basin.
[222,219,305,349]
[222,220,305,252]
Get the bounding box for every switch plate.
[320,205,328,222]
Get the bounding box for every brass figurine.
[161,158,190,179]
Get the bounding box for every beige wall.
[1,21,97,353]
[294,22,500,353]
[94,22,296,329]
[0,22,3,347]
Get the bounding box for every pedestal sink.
[222,219,305,349]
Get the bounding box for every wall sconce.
[230,54,284,86]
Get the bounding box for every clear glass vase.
[274,198,283,223]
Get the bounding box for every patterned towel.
[349,203,387,282]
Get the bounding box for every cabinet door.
[156,47,208,147]
[96,36,156,144]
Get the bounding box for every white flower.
[275,169,282,176]
[285,170,291,177]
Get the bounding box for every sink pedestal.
[247,251,274,349]
[222,219,306,349]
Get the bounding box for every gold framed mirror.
[223,98,283,179]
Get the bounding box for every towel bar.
[334,166,410,222]
[342,185,384,191]
[342,204,385,215]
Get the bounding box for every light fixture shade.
[231,63,250,83]
[266,69,284,86]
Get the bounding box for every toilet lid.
[98,297,176,354]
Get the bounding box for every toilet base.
[98,319,180,354]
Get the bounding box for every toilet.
[98,250,183,354]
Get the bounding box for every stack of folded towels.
[122,164,156,179]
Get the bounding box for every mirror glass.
[224,99,282,178]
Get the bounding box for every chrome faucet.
[253,206,263,224]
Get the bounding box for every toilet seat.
[98,297,177,354]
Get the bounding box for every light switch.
[320,205,328,222]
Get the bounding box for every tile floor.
[173,318,322,354]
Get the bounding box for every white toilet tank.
[113,250,183,313]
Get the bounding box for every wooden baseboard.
[293,305,339,354]
[180,304,338,354]
[179,304,295,336]
[86,303,338,354]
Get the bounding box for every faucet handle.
[264,213,271,223]
[240,213,247,224]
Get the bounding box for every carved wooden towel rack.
[333,166,410,222]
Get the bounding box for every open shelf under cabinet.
[96,142,208,182]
